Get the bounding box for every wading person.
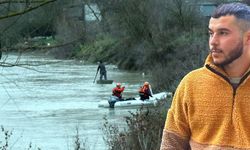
[97,60,107,80]
[161,2,250,149]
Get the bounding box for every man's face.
[208,15,243,66]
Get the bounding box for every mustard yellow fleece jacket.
[160,54,250,150]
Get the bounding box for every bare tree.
[0,0,59,68]
[0,0,88,65]
[0,0,57,20]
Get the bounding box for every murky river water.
[0,53,150,150]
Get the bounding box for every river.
[0,53,150,150]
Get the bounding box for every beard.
[211,41,243,66]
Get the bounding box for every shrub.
[0,125,12,150]
[73,127,89,150]
[102,100,171,150]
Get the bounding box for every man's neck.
[223,63,250,78]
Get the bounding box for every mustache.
[210,48,222,53]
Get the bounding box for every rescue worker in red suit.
[139,82,153,100]
[112,83,125,100]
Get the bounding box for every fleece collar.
[204,54,250,85]
[204,54,228,77]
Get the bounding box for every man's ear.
[244,30,250,45]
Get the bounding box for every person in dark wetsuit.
[97,61,107,80]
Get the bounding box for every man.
[112,83,125,100]
[160,2,250,149]
[97,60,107,80]
[139,81,153,100]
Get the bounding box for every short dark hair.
[212,3,250,21]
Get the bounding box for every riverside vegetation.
[102,99,172,150]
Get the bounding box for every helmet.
[116,83,121,87]
[144,82,149,86]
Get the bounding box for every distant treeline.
[1,0,245,91]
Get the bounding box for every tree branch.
[84,0,100,21]
[0,0,57,20]
[0,0,53,4]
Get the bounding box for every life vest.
[139,86,150,97]
[112,87,125,98]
